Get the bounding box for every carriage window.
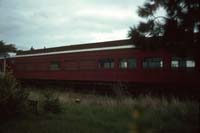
[120,59,128,69]
[171,57,185,68]
[98,59,114,69]
[120,58,136,69]
[186,60,195,68]
[50,61,61,70]
[143,57,163,68]
[171,60,179,68]
[171,57,195,68]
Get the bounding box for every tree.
[0,40,17,53]
[128,0,200,50]
[30,46,34,51]
[0,72,28,119]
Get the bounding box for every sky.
[0,0,146,50]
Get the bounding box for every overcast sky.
[0,0,146,50]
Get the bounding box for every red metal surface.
[0,47,198,89]
[1,49,200,87]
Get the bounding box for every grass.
[0,89,199,133]
[0,104,132,133]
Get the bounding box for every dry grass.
[0,88,198,133]
[28,88,193,109]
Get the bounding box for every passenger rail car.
[0,39,200,90]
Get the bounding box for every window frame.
[49,61,61,70]
[98,58,115,69]
[119,57,137,69]
[171,57,196,69]
[142,57,164,69]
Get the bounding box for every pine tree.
[128,0,200,50]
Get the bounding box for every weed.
[42,90,62,113]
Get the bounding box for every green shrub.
[42,90,62,113]
[0,72,29,119]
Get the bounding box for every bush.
[0,72,29,119]
[42,90,62,113]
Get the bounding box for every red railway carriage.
[1,39,200,89]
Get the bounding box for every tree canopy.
[128,0,200,50]
[0,40,17,53]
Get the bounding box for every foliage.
[0,94,199,133]
[128,0,200,50]
[0,104,132,133]
[130,99,199,133]
[42,90,62,113]
[30,46,34,51]
[0,40,17,53]
[0,72,29,119]
[0,90,199,133]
